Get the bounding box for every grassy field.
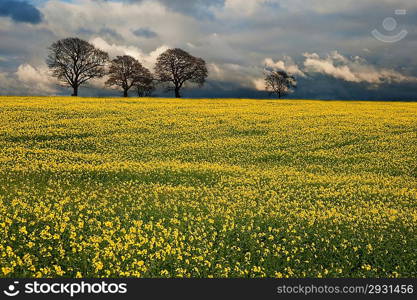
[0,96,416,278]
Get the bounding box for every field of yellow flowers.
[0,96,416,278]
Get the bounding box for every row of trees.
[47,37,297,98]
[47,37,208,98]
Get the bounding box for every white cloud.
[276,0,417,14]
[0,71,18,93]
[264,57,305,77]
[42,0,167,37]
[303,51,417,85]
[90,37,169,70]
[222,0,266,16]
[208,62,262,90]
[253,78,265,91]
[16,64,58,94]
[0,64,58,95]
[303,52,358,82]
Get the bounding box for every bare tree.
[154,48,207,98]
[46,37,108,96]
[105,55,153,97]
[135,71,155,97]
[265,70,297,99]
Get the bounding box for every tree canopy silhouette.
[154,48,207,98]
[105,55,153,97]
[136,75,155,97]
[265,70,297,99]
[46,37,109,96]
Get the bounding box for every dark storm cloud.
[0,0,42,24]
[98,0,224,18]
[132,27,158,38]
[127,0,225,19]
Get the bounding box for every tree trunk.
[174,87,181,98]
[123,89,128,97]
[72,86,78,97]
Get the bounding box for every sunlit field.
[0,97,416,278]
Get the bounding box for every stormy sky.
[0,0,416,100]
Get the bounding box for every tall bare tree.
[154,48,207,98]
[265,70,297,99]
[105,55,153,97]
[46,37,108,96]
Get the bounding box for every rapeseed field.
[0,97,416,278]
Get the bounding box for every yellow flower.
[2,267,13,276]
[54,265,65,276]
[362,264,372,271]
[94,261,104,271]
[19,226,28,235]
